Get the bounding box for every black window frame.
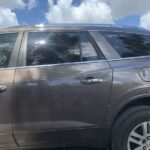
[19,30,105,67]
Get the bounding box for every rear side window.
[101,31,150,58]
[0,33,18,68]
[26,32,100,66]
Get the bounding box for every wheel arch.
[112,95,150,127]
[105,96,150,149]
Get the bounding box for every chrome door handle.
[80,78,104,84]
[0,85,7,93]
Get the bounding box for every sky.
[0,0,150,30]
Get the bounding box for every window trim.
[100,31,150,60]
[0,31,23,69]
[85,31,105,60]
[107,55,150,62]
[17,59,109,70]
[90,31,120,60]
[18,30,105,67]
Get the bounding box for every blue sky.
[0,0,150,30]
[115,16,139,27]
[14,0,49,25]
[14,0,139,26]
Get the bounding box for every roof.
[0,24,150,34]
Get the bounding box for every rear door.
[13,30,112,147]
[0,32,22,147]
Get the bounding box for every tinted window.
[101,32,150,58]
[26,32,99,66]
[0,33,18,68]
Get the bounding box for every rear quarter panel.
[104,57,150,128]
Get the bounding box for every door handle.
[80,78,104,84]
[0,85,7,93]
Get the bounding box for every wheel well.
[113,97,150,126]
[108,97,150,148]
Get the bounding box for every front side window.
[101,31,150,58]
[26,32,100,66]
[0,33,18,68]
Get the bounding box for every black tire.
[111,106,150,150]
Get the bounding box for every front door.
[13,30,112,147]
[0,32,21,147]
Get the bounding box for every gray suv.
[0,24,150,150]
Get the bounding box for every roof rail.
[0,24,148,32]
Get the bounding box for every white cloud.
[0,7,18,27]
[140,11,150,30]
[0,0,38,28]
[45,0,113,24]
[28,0,37,10]
[46,0,150,23]
[0,0,25,9]
[110,0,150,19]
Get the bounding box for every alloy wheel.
[128,122,150,150]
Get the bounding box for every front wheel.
[111,106,150,150]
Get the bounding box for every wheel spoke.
[148,122,150,134]
[130,130,144,140]
[134,146,144,150]
[128,136,142,146]
[142,122,148,137]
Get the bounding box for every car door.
[13,30,112,147]
[0,32,22,147]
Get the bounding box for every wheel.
[111,106,150,150]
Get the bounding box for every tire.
[111,106,150,150]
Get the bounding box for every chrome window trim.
[34,29,86,32]
[17,28,150,36]
[107,55,150,62]
[0,59,108,70]
[0,31,20,34]
[1,24,150,34]
[98,30,150,36]
[1,55,150,71]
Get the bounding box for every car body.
[0,24,150,150]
